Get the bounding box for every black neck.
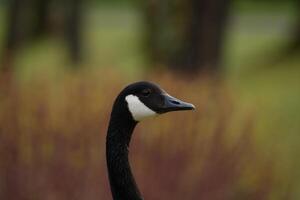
[106,102,142,200]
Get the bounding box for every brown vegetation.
[0,70,278,200]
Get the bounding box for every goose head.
[113,81,195,122]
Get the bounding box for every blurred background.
[0,0,299,199]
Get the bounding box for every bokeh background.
[0,0,299,199]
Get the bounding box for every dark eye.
[141,89,151,97]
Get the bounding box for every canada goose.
[106,81,195,200]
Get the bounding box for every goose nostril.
[170,100,180,105]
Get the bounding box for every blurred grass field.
[0,3,300,200]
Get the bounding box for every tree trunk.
[288,0,300,53]
[172,0,230,74]
[33,0,50,37]
[143,0,167,64]
[65,0,82,64]
[144,0,231,75]
[1,0,23,71]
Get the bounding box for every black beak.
[159,93,195,113]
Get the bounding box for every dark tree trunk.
[1,0,23,71]
[288,0,300,53]
[172,0,230,73]
[292,23,300,51]
[143,0,166,64]
[65,0,82,64]
[144,0,231,75]
[33,0,50,37]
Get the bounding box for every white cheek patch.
[125,94,157,121]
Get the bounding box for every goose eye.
[141,89,151,97]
